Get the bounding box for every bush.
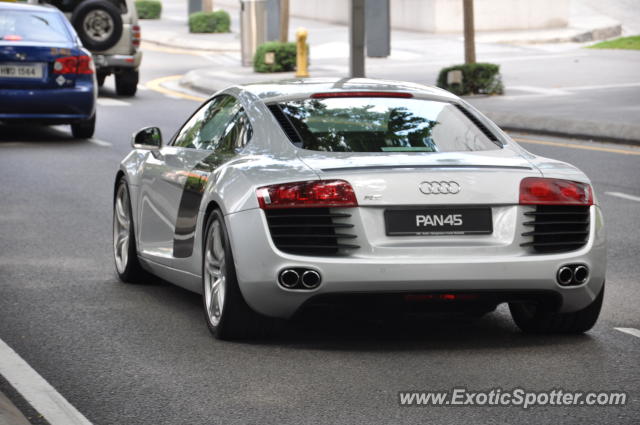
[436,63,503,96]
[253,41,303,73]
[135,0,162,20]
[189,10,231,33]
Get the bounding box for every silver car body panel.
[117,78,606,317]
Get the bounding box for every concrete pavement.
[141,0,640,144]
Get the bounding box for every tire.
[97,72,107,87]
[71,0,123,51]
[115,70,138,97]
[202,209,267,340]
[71,114,95,139]
[509,282,604,334]
[113,179,148,283]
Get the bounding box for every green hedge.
[253,41,303,73]
[436,63,503,96]
[188,10,231,33]
[135,0,162,20]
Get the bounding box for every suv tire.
[115,69,138,96]
[71,0,123,51]
[71,114,96,139]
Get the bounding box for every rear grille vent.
[267,104,302,145]
[454,104,500,144]
[521,205,590,253]
[264,208,359,256]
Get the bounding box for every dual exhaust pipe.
[557,264,589,286]
[279,268,321,290]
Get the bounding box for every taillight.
[132,25,141,47]
[53,56,78,74]
[310,91,413,99]
[2,34,23,41]
[53,56,94,75]
[519,177,593,205]
[257,180,358,209]
[76,55,94,74]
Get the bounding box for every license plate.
[0,63,43,79]
[384,207,493,236]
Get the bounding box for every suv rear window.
[0,11,70,43]
[270,97,501,153]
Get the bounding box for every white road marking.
[96,98,130,106]
[88,138,112,147]
[605,192,640,203]
[137,84,149,91]
[615,327,640,339]
[0,338,93,425]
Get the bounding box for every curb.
[483,111,640,146]
[141,38,240,53]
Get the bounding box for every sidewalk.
[141,0,640,143]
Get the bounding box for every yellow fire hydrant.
[295,27,309,78]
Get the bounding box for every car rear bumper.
[93,51,142,71]
[226,206,607,319]
[0,82,95,122]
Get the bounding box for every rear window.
[0,10,71,43]
[270,97,501,153]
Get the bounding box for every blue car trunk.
[0,42,83,89]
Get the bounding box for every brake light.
[76,55,94,74]
[257,180,358,209]
[53,56,78,74]
[310,91,413,99]
[3,35,23,41]
[132,25,141,47]
[53,56,94,75]
[519,177,593,205]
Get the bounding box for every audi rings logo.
[418,181,461,195]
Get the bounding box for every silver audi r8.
[113,78,606,340]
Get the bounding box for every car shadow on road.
[262,310,595,352]
[0,123,83,144]
[137,278,596,353]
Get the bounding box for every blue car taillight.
[53,56,94,75]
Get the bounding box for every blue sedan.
[0,2,97,138]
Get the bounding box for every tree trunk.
[280,0,289,42]
[463,0,476,64]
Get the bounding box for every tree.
[463,0,476,64]
[280,0,289,42]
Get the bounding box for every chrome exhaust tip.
[557,266,574,286]
[301,270,321,289]
[279,269,300,288]
[573,265,589,284]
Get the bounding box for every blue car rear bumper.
[0,81,95,124]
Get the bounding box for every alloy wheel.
[113,184,130,274]
[204,219,227,327]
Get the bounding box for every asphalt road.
[1,47,639,425]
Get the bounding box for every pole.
[279,0,289,42]
[463,0,476,64]
[350,0,365,78]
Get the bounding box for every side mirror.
[131,127,163,149]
